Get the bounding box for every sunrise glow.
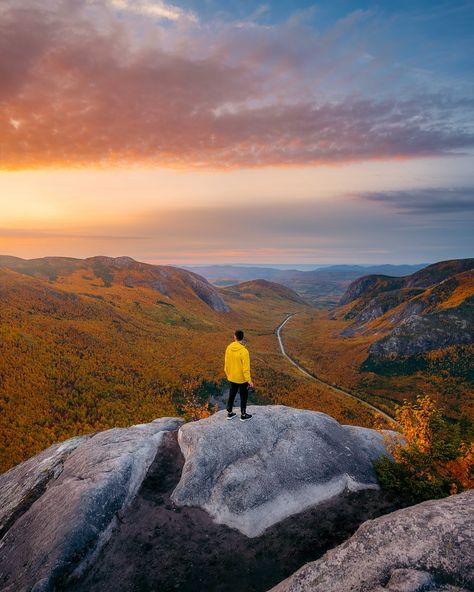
[1,0,473,263]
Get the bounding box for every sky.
[0,0,473,265]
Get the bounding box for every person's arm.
[241,348,252,384]
[224,347,229,377]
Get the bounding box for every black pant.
[227,381,248,414]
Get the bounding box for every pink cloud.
[0,0,473,170]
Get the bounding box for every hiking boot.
[240,413,252,422]
[226,412,237,420]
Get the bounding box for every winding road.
[276,313,398,426]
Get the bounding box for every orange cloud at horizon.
[1,166,473,265]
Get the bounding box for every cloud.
[358,187,474,214]
[119,200,411,249]
[106,0,197,22]
[2,196,473,263]
[0,227,146,239]
[1,0,473,170]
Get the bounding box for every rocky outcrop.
[338,260,474,372]
[171,406,396,537]
[186,271,230,312]
[270,489,474,592]
[341,289,424,335]
[0,408,470,592]
[368,302,473,358]
[0,436,89,540]
[0,417,183,592]
[343,276,464,334]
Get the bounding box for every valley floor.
[281,309,474,424]
[276,313,397,425]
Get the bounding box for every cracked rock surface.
[0,407,469,592]
[0,435,89,540]
[270,489,474,592]
[171,405,396,537]
[0,417,183,592]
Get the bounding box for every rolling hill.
[221,279,308,304]
[0,255,230,312]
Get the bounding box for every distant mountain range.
[339,259,474,376]
[187,263,427,306]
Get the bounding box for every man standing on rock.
[224,329,253,421]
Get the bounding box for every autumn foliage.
[374,395,474,501]
[1,261,380,473]
[2,257,470,476]
[281,308,474,423]
[176,377,218,421]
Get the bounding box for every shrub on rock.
[374,395,473,502]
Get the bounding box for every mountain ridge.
[187,263,427,306]
[340,258,474,306]
[337,259,474,375]
[0,254,230,313]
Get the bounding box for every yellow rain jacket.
[224,341,252,384]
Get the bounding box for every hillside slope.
[340,258,474,306]
[0,255,230,312]
[1,255,379,472]
[338,259,474,376]
[221,279,307,304]
[271,260,474,424]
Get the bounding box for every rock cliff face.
[271,489,474,592]
[0,418,183,592]
[0,407,471,592]
[171,406,394,537]
[185,269,231,312]
[368,302,473,358]
[338,260,474,370]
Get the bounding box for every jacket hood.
[228,341,246,351]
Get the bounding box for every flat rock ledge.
[0,417,183,592]
[171,405,397,537]
[270,489,474,592]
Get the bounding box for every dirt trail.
[276,313,398,426]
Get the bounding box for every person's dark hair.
[234,329,244,341]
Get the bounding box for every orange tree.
[174,375,218,421]
[374,395,474,501]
